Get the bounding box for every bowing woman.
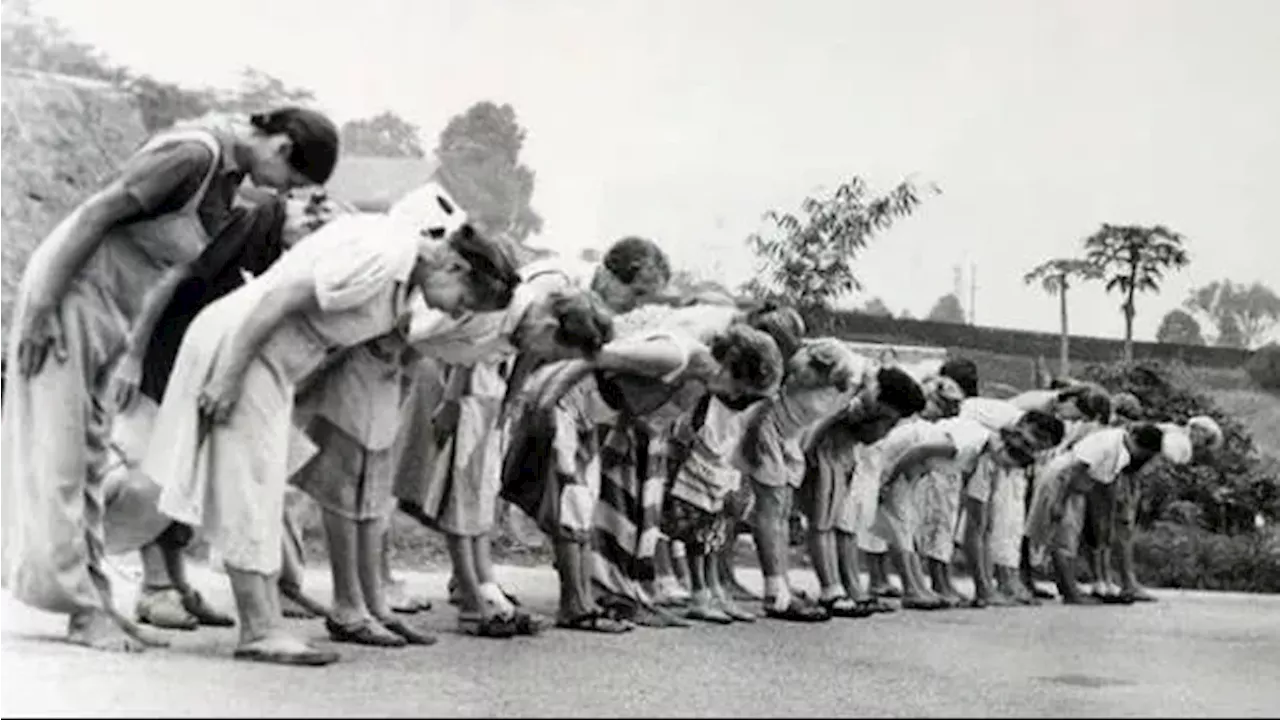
[2,106,338,654]
[141,213,520,667]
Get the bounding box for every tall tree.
[221,67,316,111]
[1022,257,1104,376]
[340,112,426,158]
[1156,309,1206,346]
[926,293,966,323]
[1185,280,1280,349]
[1215,314,1246,349]
[741,176,939,309]
[1082,224,1191,362]
[434,101,544,242]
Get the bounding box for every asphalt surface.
[3,561,1279,717]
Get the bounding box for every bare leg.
[363,519,434,645]
[719,540,760,601]
[963,498,1001,605]
[685,550,731,624]
[162,546,235,626]
[835,532,871,602]
[279,514,328,619]
[320,510,374,626]
[866,552,898,597]
[1052,549,1099,605]
[227,566,338,665]
[671,541,693,593]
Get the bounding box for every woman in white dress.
[143,214,520,666]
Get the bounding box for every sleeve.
[603,330,698,383]
[310,217,406,313]
[411,310,517,365]
[119,141,215,219]
[960,397,1025,431]
[1009,390,1056,413]
[1071,430,1125,484]
[947,419,994,469]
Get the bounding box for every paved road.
[3,563,1279,717]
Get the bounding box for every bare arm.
[593,335,691,380]
[27,183,142,305]
[201,273,319,423]
[881,441,957,490]
[107,264,195,410]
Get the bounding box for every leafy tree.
[926,293,965,323]
[1,0,123,82]
[741,176,939,310]
[1216,314,1246,349]
[340,112,426,158]
[1082,224,1191,362]
[1185,280,1280,350]
[1022,258,1104,375]
[898,309,915,320]
[861,297,893,317]
[1156,309,1205,346]
[435,101,543,242]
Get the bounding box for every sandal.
[457,613,517,639]
[325,618,408,647]
[763,599,831,623]
[510,610,551,637]
[901,597,948,611]
[871,585,903,599]
[381,618,438,646]
[555,610,633,634]
[1097,593,1136,606]
[181,589,236,627]
[821,597,875,619]
[234,638,339,667]
[135,588,199,631]
[855,598,896,615]
[684,604,734,625]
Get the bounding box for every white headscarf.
[387,180,469,253]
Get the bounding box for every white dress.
[144,214,420,573]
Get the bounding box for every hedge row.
[801,310,1253,370]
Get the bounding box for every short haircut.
[743,301,806,361]
[1060,384,1113,423]
[549,291,615,355]
[940,357,980,398]
[448,225,521,312]
[1019,408,1066,447]
[602,236,672,286]
[249,107,340,184]
[1131,423,1166,454]
[710,325,785,396]
[876,366,927,418]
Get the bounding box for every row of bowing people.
[2,107,1225,668]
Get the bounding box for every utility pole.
[969,263,977,325]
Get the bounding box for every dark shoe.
[1062,595,1103,606]
[1032,585,1057,600]
[763,599,831,623]
[457,613,517,639]
[856,598,897,615]
[510,610,551,636]
[901,596,949,611]
[381,618,438,645]
[325,618,408,647]
[1122,588,1158,603]
[135,588,198,631]
[871,584,903,599]
[821,596,875,619]
[554,610,633,634]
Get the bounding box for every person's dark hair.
[744,301,806,361]
[710,325,785,396]
[447,224,521,312]
[1019,408,1066,448]
[249,107,340,185]
[1060,384,1113,423]
[940,357,980,398]
[1131,423,1166,454]
[601,236,672,287]
[875,366,927,418]
[549,291,615,356]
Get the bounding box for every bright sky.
[34,0,1280,342]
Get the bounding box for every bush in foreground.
[1133,521,1280,593]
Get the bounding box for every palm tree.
[1023,258,1103,376]
[1082,224,1191,362]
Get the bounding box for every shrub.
[1132,521,1280,593]
[1246,343,1280,391]
[1079,360,1280,533]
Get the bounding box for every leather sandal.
[181,589,235,627]
[381,618,438,645]
[821,596,875,618]
[554,610,632,634]
[763,599,831,623]
[457,613,517,639]
[324,618,407,647]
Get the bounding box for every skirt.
[498,361,607,543]
[872,475,925,552]
[660,495,734,555]
[850,445,887,552]
[591,421,666,607]
[291,416,397,521]
[799,426,861,533]
[101,397,180,555]
[915,464,964,563]
[987,467,1028,567]
[1025,461,1086,563]
[393,361,506,536]
[145,288,303,575]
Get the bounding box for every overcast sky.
[37,0,1279,341]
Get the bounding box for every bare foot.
[67,610,148,653]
